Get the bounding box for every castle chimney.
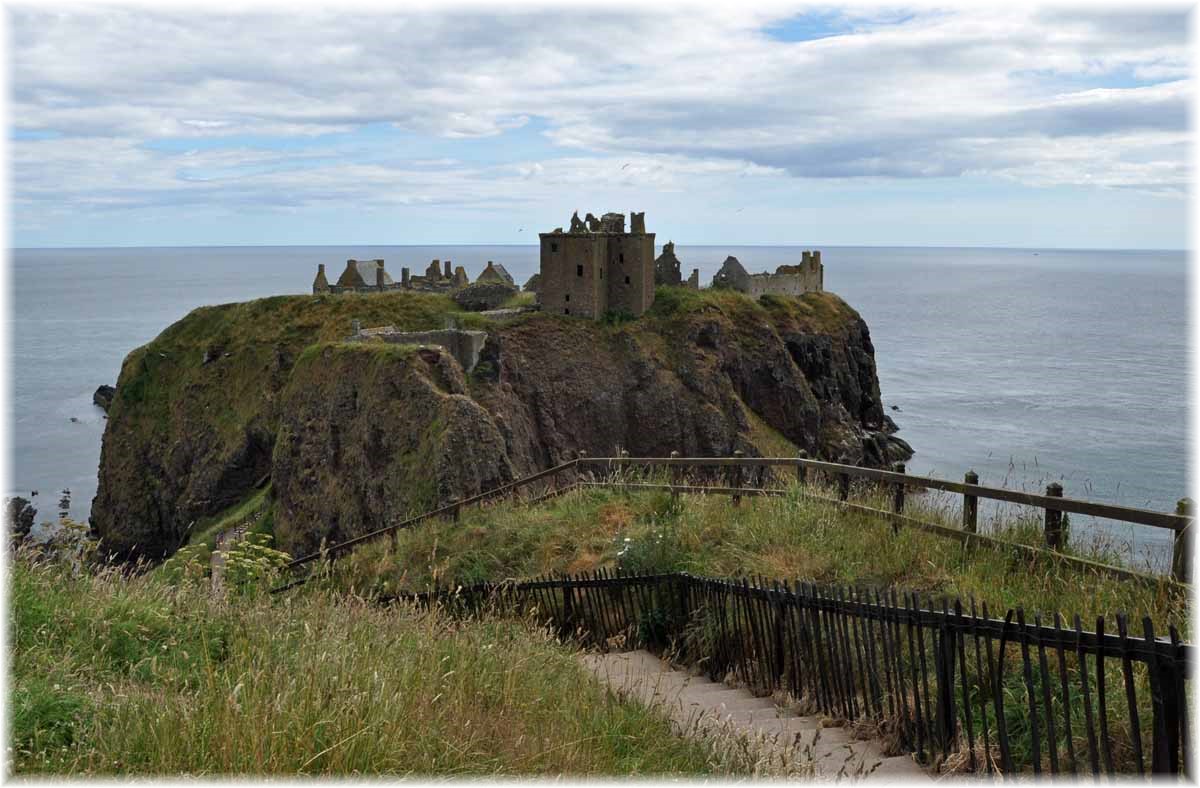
[813,250,821,264]
[318,263,326,275]
[401,267,410,287]
[376,265,386,290]
[801,251,812,264]
[444,260,452,279]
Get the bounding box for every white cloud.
[7,4,1190,231]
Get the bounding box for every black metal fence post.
[934,609,959,755]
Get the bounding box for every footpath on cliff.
[582,649,927,780]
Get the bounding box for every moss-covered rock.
[91,286,910,561]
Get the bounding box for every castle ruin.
[538,210,655,319]
[347,321,488,373]
[654,241,699,290]
[314,257,517,296]
[711,251,823,297]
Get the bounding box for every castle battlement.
[538,211,655,319]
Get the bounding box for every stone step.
[581,648,928,781]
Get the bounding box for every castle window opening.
[565,294,570,302]
[564,308,570,315]
[624,275,630,285]
[576,264,583,277]
[619,253,624,263]
[551,243,558,253]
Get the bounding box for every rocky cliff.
[91,287,911,561]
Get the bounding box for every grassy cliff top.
[111,286,861,442]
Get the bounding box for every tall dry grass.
[10,557,807,776]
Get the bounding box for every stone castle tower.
[538,211,655,319]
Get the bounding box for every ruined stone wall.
[605,232,655,316]
[539,233,607,318]
[352,328,488,373]
[747,270,820,297]
[744,254,823,298]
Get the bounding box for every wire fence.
[387,570,1192,778]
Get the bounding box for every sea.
[9,245,1189,568]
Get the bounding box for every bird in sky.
[621,163,631,170]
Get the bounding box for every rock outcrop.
[272,343,513,557]
[91,288,911,561]
[92,385,116,412]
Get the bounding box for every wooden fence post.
[670,450,680,500]
[451,498,461,522]
[1045,482,1065,550]
[796,449,808,486]
[1172,498,1193,584]
[892,462,906,513]
[963,470,979,533]
[731,450,744,507]
[838,456,851,502]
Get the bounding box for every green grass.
[10,557,814,776]
[499,291,537,309]
[331,473,1187,632]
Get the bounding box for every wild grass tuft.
[10,555,808,776]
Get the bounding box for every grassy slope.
[11,559,809,777]
[335,477,1187,632]
[112,290,462,444]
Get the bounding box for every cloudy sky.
[8,3,1191,249]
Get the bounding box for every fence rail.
[580,454,1193,584]
[390,570,1193,778]
[273,453,1193,592]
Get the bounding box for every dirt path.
[210,524,249,594]
[581,649,928,781]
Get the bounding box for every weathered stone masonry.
[347,323,488,373]
[712,252,823,297]
[538,211,655,320]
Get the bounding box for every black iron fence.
[390,570,1193,778]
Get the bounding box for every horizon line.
[10,243,1190,254]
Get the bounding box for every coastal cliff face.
[90,288,911,560]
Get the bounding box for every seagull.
[518,228,524,232]
[735,207,746,213]
[621,163,631,170]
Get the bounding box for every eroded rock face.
[271,344,514,556]
[468,294,906,473]
[91,289,911,562]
